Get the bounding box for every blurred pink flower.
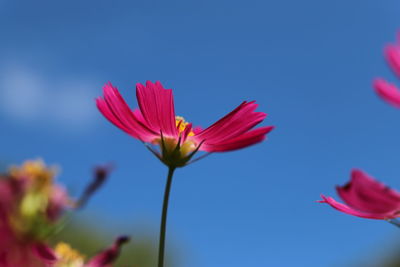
[319,169,400,219]
[0,242,56,267]
[373,32,400,108]
[85,236,129,267]
[0,160,72,267]
[0,160,124,267]
[96,81,274,167]
[46,185,70,222]
[44,236,129,267]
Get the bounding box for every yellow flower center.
[10,160,56,189]
[54,242,85,267]
[175,116,195,136]
[152,116,198,167]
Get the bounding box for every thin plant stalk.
[158,167,176,267]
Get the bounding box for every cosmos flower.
[373,32,400,108]
[3,161,70,231]
[36,236,129,267]
[96,81,274,167]
[0,160,72,267]
[0,160,115,267]
[319,169,400,219]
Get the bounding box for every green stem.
[158,167,176,267]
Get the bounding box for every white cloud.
[1,67,45,120]
[0,64,99,133]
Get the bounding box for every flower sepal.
[157,133,204,168]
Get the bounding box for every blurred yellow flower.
[54,242,86,267]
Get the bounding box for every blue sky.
[1,0,400,266]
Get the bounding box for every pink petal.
[181,123,193,143]
[0,178,24,221]
[336,169,400,214]
[193,101,272,152]
[192,126,203,135]
[385,44,400,77]
[319,195,398,220]
[373,78,400,108]
[0,252,7,267]
[132,109,147,125]
[86,236,129,267]
[96,83,158,142]
[46,185,69,221]
[196,101,266,143]
[31,243,58,265]
[199,126,274,152]
[136,81,177,137]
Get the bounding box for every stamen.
[55,242,86,264]
[175,116,195,136]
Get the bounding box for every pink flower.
[0,160,121,266]
[0,242,56,267]
[96,81,274,167]
[46,185,70,222]
[85,236,129,267]
[373,32,400,108]
[0,160,73,267]
[319,169,400,219]
[1,236,129,267]
[44,236,129,267]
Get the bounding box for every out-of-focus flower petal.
[385,44,400,77]
[373,78,400,108]
[0,178,20,220]
[0,252,7,267]
[319,169,400,220]
[31,243,58,265]
[318,195,397,219]
[85,236,130,267]
[46,185,70,221]
[336,169,400,214]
